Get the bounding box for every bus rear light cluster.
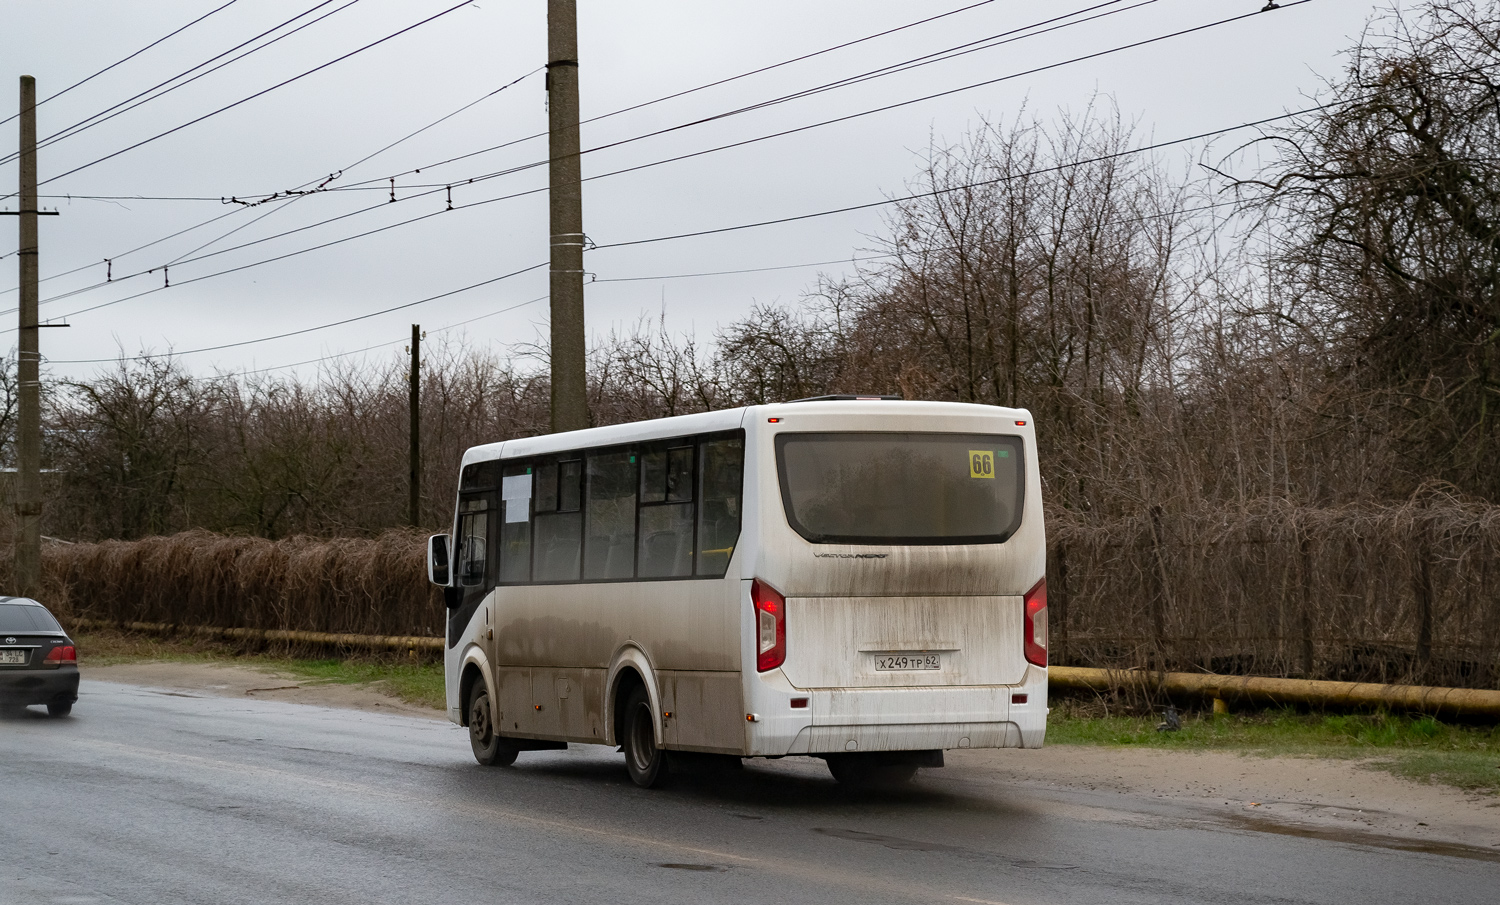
[752,579,786,672]
[1023,579,1047,668]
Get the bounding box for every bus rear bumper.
[747,668,1048,756]
[785,719,1023,755]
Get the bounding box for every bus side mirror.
[428,534,451,586]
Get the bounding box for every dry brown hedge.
[19,503,1500,689]
[33,529,441,639]
[1049,502,1500,689]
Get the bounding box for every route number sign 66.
[969,450,995,479]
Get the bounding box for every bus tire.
[825,754,918,788]
[621,685,667,788]
[468,685,518,767]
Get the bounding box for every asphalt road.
[2,681,1496,905]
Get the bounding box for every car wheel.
[825,754,918,788]
[468,685,518,766]
[46,701,72,718]
[621,685,666,788]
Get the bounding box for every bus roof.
[459,399,1032,466]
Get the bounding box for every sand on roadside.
[79,660,1500,857]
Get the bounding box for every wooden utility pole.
[547,0,587,433]
[13,76,44,598]
[408,324,421,528]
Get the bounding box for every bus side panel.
[530,666,607,741]
[490,574,742,745]
[659,670,744,753]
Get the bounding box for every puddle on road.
[655,863,728,872]
[811,827,1076,869]
[1224,812,1500,863]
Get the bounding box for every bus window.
[696,437,743,576]
[639,444,694,577]
[456,499,490,587]
[776,432,1025,545]
[584,450,637,580]
[534,458,583,582]
[499,465,533,583]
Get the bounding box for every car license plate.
[0,650,26,665]
[874,653,941,671]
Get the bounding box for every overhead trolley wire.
[21,97,1316,348]
[0,0,364,170]
[317,0,1153,198]
[0,0,245,129]
[17,0,474,191]
[47,262,548,364]
[11,0,1185,307]
[8,0,1309,324]
[6,0,1140,293]
[0,67,540,300]
[235,292,552,376]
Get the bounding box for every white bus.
[427,397,1048,787]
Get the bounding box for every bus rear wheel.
[468,685,519,767]
[621,685,666,788]
[825,754,918,788]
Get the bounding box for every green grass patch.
[273,658,444,709]
[1048,702,1500,792]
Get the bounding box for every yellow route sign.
[969,450,995,479]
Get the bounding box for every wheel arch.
[605,644,662,747]
[457,645,494,728]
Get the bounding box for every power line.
[13,1,1309,326]
[1,67,538,299]
[320,0,1154,198]
[46,263,547,364]
[25,1,474,191]
[6,0,1142,300]
[235,293,550,376]
[0,0,362,170]
[591,107,1325,253]
[12,0,1196,308]
[0,0,244,128]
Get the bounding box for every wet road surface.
[2,680,1497,905]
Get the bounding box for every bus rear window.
[775,432,1024,545]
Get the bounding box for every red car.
[0,597,79,717]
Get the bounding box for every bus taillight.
[1023,579,1047,668]
[752,579,787,672]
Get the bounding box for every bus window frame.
[493,428,744,586]
[774,430,1026,546]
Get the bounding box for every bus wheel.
[468,685,518,767]
[622,685,666,788]
[825,754,918,788]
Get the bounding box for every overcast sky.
[1,0,1386,382]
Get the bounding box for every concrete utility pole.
[13,76,43,597]
[409,324,422,528]
[547,0,587,433]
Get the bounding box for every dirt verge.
[84,661,442,719]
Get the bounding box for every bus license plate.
[874,653,941,671]
[0,650,25,665]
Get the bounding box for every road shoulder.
[82,661,443,719]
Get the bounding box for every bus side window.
[585,450,637,580]
[696,437,744,577]
[499,465,533,583]
[534,458,582,582]
[639,445,694,578]
[456,500,491,587]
